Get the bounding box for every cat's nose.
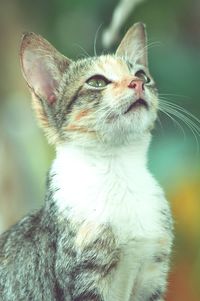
[128,79,144,93]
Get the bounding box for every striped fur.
[0,23,173,301]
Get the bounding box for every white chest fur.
[51,141,172,301]
[51,140,169,243]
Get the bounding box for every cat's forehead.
[75,55,130,80]
[93,55,129,80]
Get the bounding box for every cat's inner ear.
[20,32,71,105]
[116,23,148,67]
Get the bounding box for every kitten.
[0,23,173,301]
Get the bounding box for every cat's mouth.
[124,98,148,114]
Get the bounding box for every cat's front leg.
[130,237,172,301]
[71,223,121,301]
[56,221,121,301]
[131,273,168,301]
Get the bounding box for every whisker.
[159,100,200,152]
[130,41,162,65]
[73,43,91,58]
[94,23,103,57]
[159,93,189,99]
[160,103,200,134]
[158,106,186,139]
[160,98,200,128]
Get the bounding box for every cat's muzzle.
[124,98,148,114]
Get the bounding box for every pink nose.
[128,80,144,93]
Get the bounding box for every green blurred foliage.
[0,0,200,299]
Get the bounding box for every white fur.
[51,136,172,301]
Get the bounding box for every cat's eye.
[135,70,151,84]
[86,75,111,88]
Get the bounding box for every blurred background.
[0,0,200,299]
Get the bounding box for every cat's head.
[20,23,158,147]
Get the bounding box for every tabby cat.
[0,23,173,301]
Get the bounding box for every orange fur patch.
[75,222,99,249]
[65,124,88,132]
[75,109,91,121]
[113,78,132,88]
[65,124,96,137]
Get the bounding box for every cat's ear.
[20,32,71,104]
[116,23,148,67]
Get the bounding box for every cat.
[0,23,173,301]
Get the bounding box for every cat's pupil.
[94,79,105,87]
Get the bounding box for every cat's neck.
[55,133,151,170]
[50,133,155,223]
